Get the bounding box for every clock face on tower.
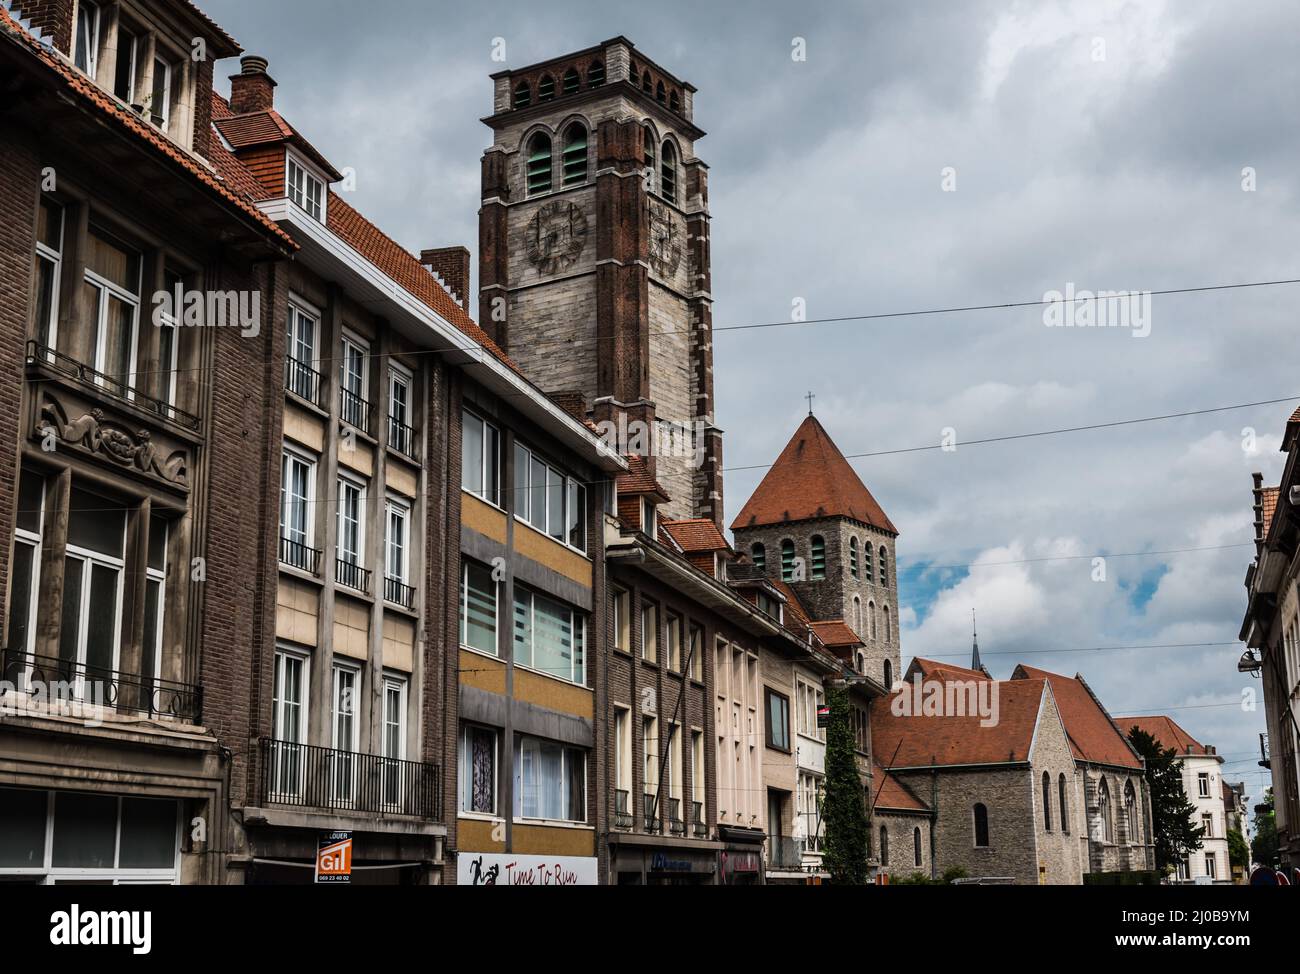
[648,200,682,276]
[525,200,589,275]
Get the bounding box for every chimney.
[229,55,277,115]
[420,247,472,312]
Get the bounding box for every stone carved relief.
[38,398,188,486]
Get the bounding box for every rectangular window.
[688,624,704,681]
[461,410,500,505]
[149,56,172,132]
[330,663,359,803]
[1197,772,1210,797]
[643,715,659,807]
[75,1,100,77]
[666,612,683,671]
[614,707,632,794]
[339,332,369,431]
[7,471,45,662]
[692,730,705,805]
[612,587,631,652]
[513,586,585,684]
[287,155,324,221]
[279,449,316,570]
[1204,853,1217,879]
[460,560,499,656]
[460,724,498,814]
[141,515,167,689]
[384,499,411,605]
[83,228,141,399]
[1201,813,1213,838]
[513,441,585,551]
[113,25,137,103]
[514,735,585,823]
[765,688,791,751]
[388,367,414,457]
[641,601,658,663]
[286,300,319,402]
[58,489,127,689]
[381,676,406,808]
[33,198,62,348]
[336,476,365,589]
[271,649,309,798]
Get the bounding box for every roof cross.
[805,391,815,415]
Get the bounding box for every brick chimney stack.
[420,247,472,313]
[229,55,276,114]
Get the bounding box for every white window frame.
[286,296,320,401]
[34,200,62,349]
[459,723,500,816]
[614,706,632,795]
[512,585,586,685]
[335,474,366,573]
[83,256,142,401]
[10,477,44,664]
[513,441,587,553]
[385,497,410,588]
[63,522,127,686]
[279,446,317,552]
[459,559,499,657]
[462,409,500,506]
[286,151,326,222]
[514,734,587,824]
[149,54,172,133]
[388,364,413,454]
[330,661,360,806]
[270,646,310,801]
[339,328,369,429]
[144,519,168,686]
[74,0,100,78]
[113,26,138,104]
[380,674,407,811]
[155,272,182,407]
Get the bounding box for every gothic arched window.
[1059,774,1070,834]
[868,601,877,640]
[587,61,605,86]
[561,123,588,187]
[642,125,656,187]
[1042,771,1052,831]
[913,826,923,867]
[526,133,552,197]
[883,658,893,690]
[781,539,795,582]
[562,68,580,95]
[513,81,531,108]
[537,74,555,101]
[660,141,678,204]
[1124,780,1138,843]
[849,538,859,578]
[642,71,652,93]
[670,89,681,112]
[879,825,889,866]
[810,535,825,579]
[973,803,989,847]
[852,596,862,633]
[656,80,666,103]
[1099,777,1113,843]
[883,605,891,642]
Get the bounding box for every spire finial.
[805,391,815,415]
[971,608,982,672]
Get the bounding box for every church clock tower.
[478,38,722,526]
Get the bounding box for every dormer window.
[642,498,656,533]
[287,154,325,222]
[113,25,139,104]
[75,1,100,78]
[149,56,173,132]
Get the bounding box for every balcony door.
[57,489,127,702]
[271,650,309,800]
[330,664,360,807]
[82,228,141,399]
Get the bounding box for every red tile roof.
[617,455,671,499]
[661,518,730,553]
[213,108,343,180]
[905,657,990,683]
[1261,486,1280,536]
[809,619,863,648]
[871,679,1047,767]
[766,578,813,629]
[1012,665,1142,769]
[871,761,929,812]
[731,414,896,533]
[1113,715,1212,757]
[0,10,293,251]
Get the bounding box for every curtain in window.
[470,728,495,813]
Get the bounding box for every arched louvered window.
[1042,772,1053,831]
[849,538,859,578]
[561,123,588,187]
[973,803,989,847]
[1059,774,1070,834]
[879,546,889,587]
[1099,777,1113,843]
[670,90,681,112]
[883,658,893,689]
[587,61,605,86]
[513,81,531,108]
[864,543,873,583]
[752,542,766,572]
[810,535,825,579]
[562,68,580,95]
[537,74,555,101]
[660,141,678,204]
[656,80,666,103]
[781,539,795,582]
[913,826,922,867]
[526,133,552,197]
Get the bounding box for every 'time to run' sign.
[458,853,598,886]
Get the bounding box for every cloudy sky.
[206,0,1299,809]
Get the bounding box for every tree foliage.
[1251,788,1277,868]
[822,684,869,884]
[1126,727,1202,873]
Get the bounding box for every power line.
[903,542,1254,574]
[923,641,1240,660]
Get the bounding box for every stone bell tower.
[478,37,722,526]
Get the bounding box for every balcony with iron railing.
[1,648,202,723]
[666,797,685,835]
[692,800,707,837]
[285,356,323,408]
[257,737,441,820]
[335,557,371,594]
[280,535,322,575]
[615,789,633,830]
[388,416,418,462]
[26,340,200,431]
[384,576,416,609]
[340,387,370,434]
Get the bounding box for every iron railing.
[340,388,369,433]
[614,789,633,829]
[692,800,707,837]
[335,557,371,593]
[388,416,418,461]
[26,340,200,430]
[643,791,661,833]
[767,835,804,869]
[257,737,441,819]
[1,648,202,722]
[285,356,322,406]
[666,797,685,835]
[385,576,416,609]
[280,536,322,574]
